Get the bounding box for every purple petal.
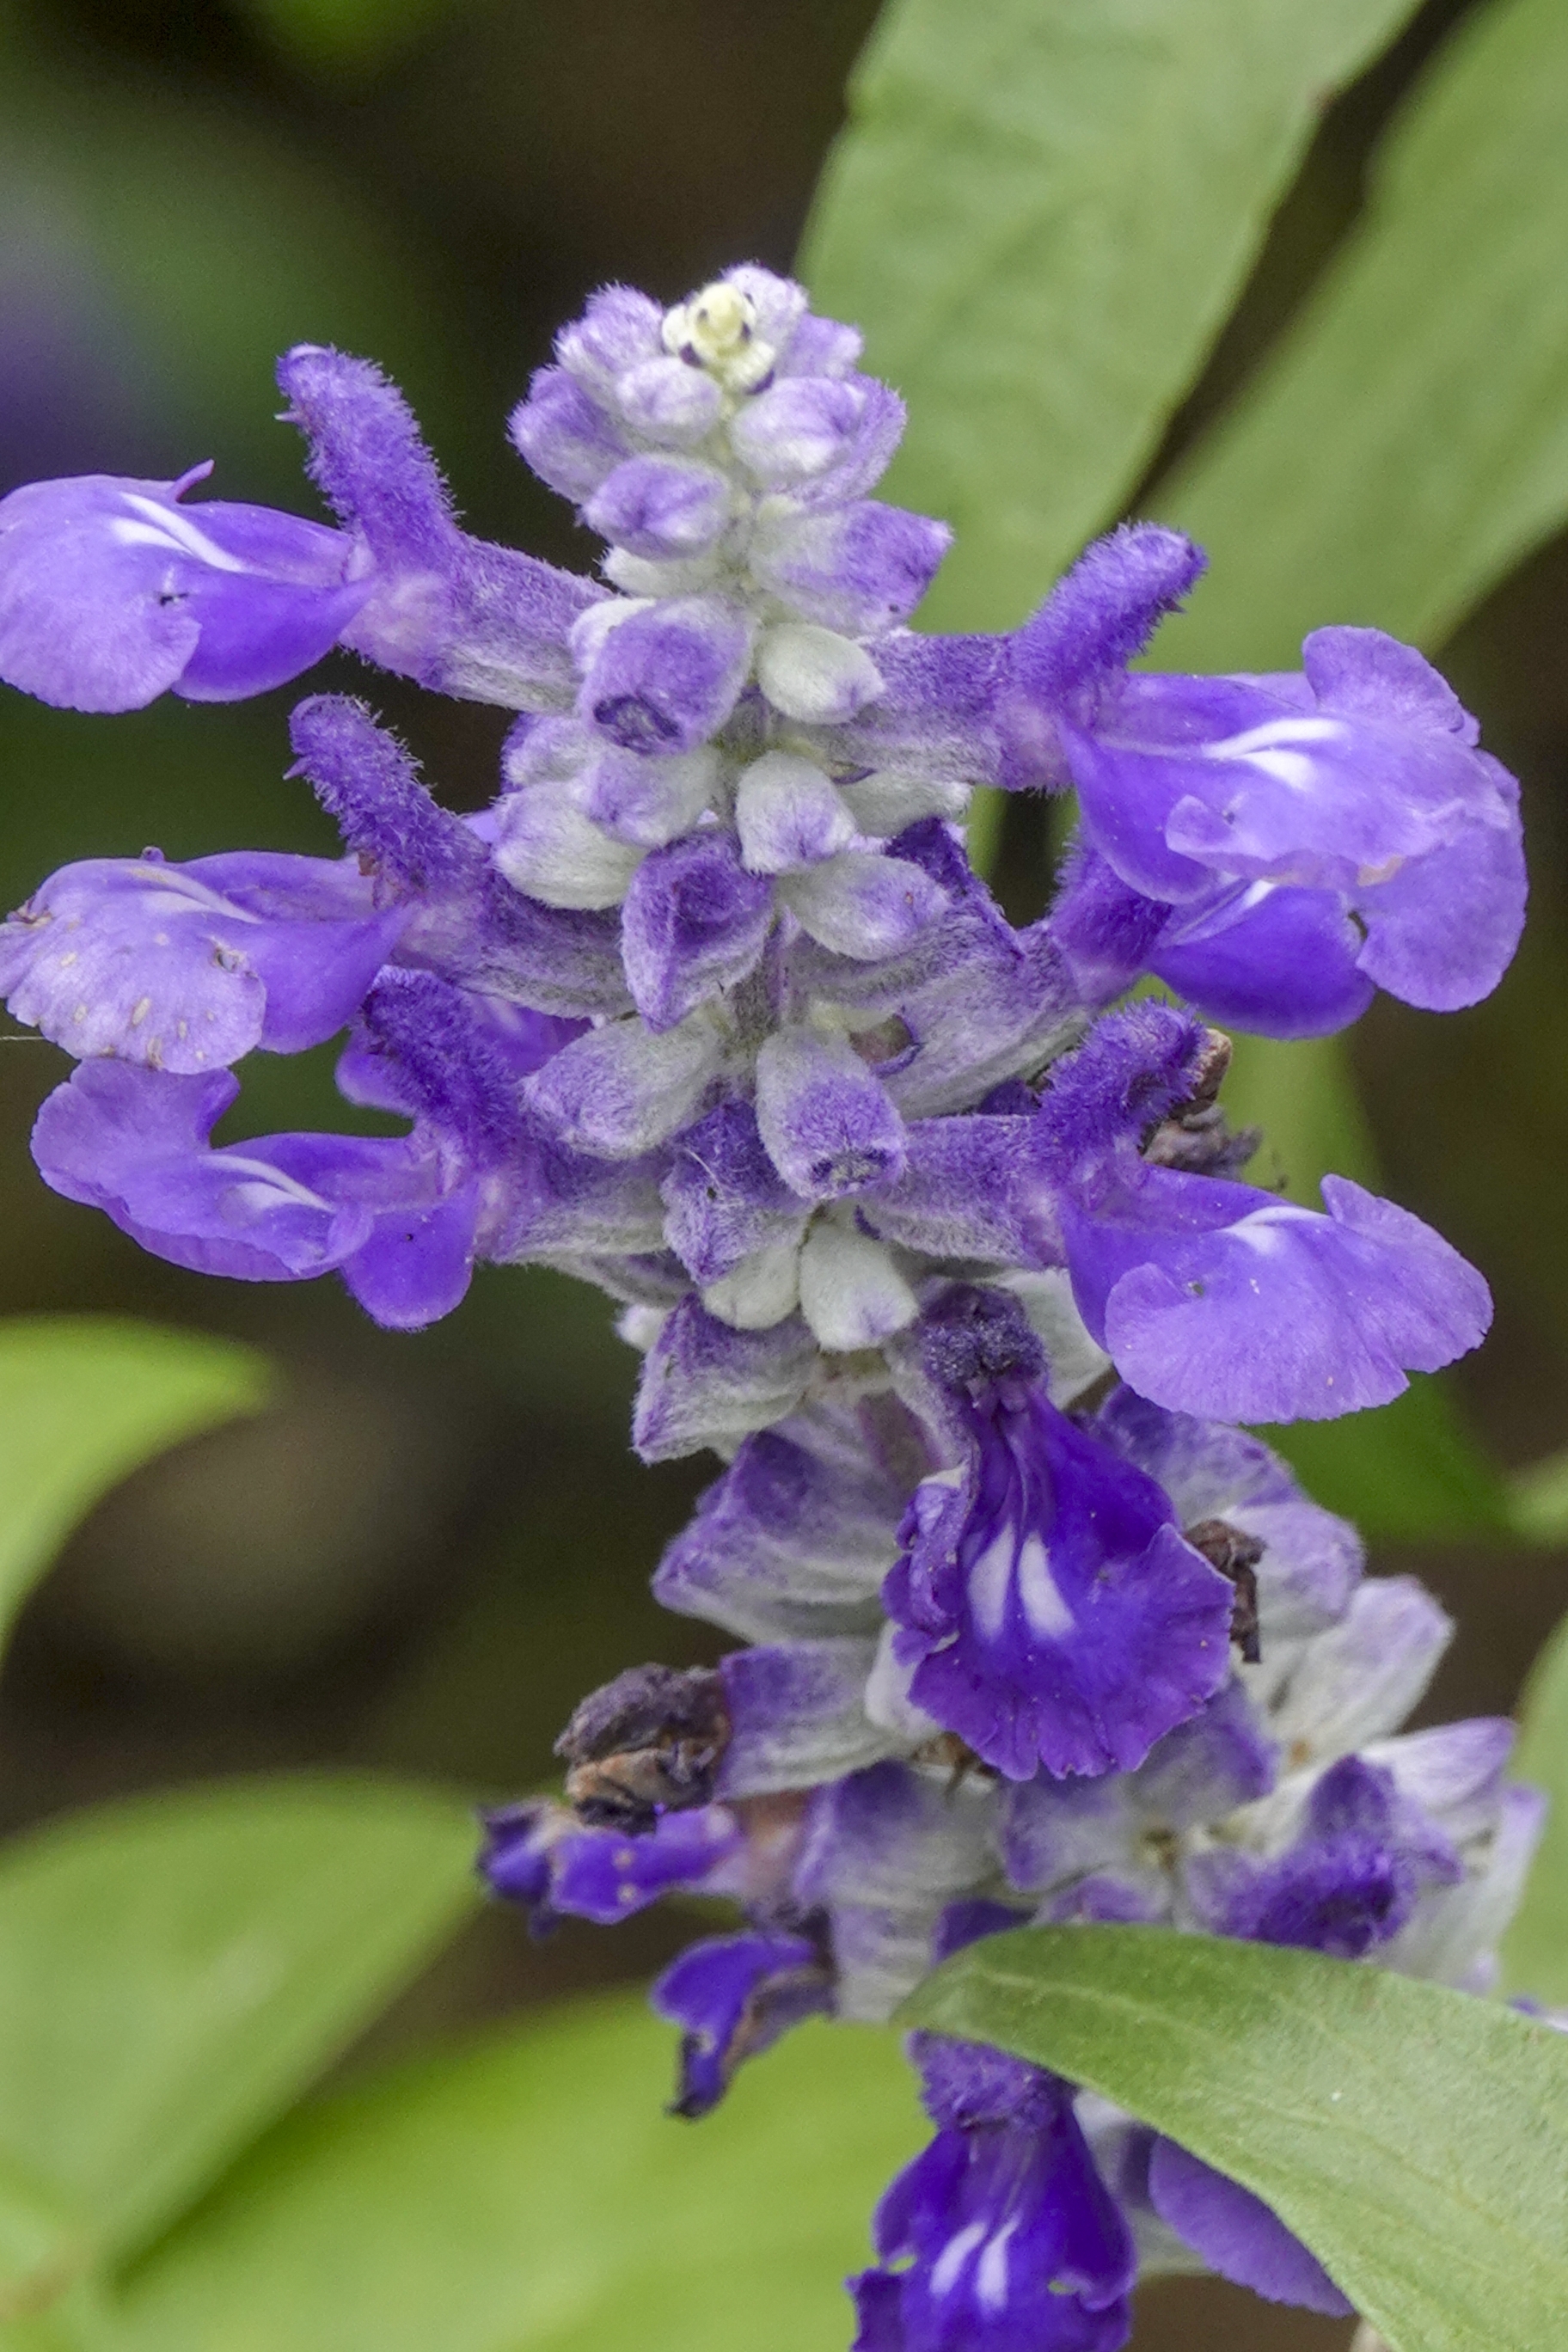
[33,1061,382,1281]
[885,1389,1233,1781]
[1148,882,1375,1040]
[0,849,402,1071]
[1063,1168,1492,1424]
[652,1931,832,2116]
[1301,624,1475,739]
[578,595,752,755]
[1352,793,1527,1011]
[620,832,774,1032]
[0,471,366,712]
[1045,842,1173,1010]
[340,1181,480,1329]
[1147,2141,1351,2318]
[548,1805,747,1925]
[861,2044,1135,2351]
[1089,1387,1362,1638]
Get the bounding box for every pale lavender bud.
[753,501,951,636]
[735,751,855,873]
[584,455,732,561]
[556,285,665,396]
[508,368,630,501]
[578,594,754,754]
[614,356,725,445]
[620,832,774,1032]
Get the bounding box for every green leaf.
[1153,0,1568,671]
[907,1924,1568,2352]
[800,0,1425,633]
[0,1318,271,1656]
[0,1776,480,2264]
[1502,1613,1568,2005]
[0,2160,92,2335]
[113,1998,918,2352]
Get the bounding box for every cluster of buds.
[0,266,1538,2349]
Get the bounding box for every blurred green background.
[0,2,1565,2342]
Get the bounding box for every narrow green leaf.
[801,0,1424,633]
[1502,1613,1568,2006]
[907,1924,1568,2352]
[0,1776,479,2263]
[1154,0,1568,671]
[0,1318,271,1654]
[113,1998,918,2352]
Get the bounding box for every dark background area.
[0,2,1562,2341]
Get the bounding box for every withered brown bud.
[1142,1029,1260,1180]
[1184,1517,1265,1664]
[556,1663,730,1833]
[1185,1027,1233,1110]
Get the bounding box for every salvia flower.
[0,262,1543,2343]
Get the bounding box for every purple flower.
[0,465,371,712]
[883,1290,1233,1781]
[28,970,581,1329]
[652,1930,833,2116]
[1014,530,1526,1029]
[279,345,601,708]
[33,1057,481,1326]
[0,849,405,1070]
[1038,1004,1492,1422]
[478,1799,751,1931]
[851,2034,1135,2352]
